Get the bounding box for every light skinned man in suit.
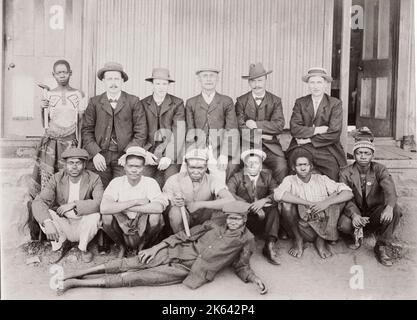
[235,63,288,184]
[287,67,347,181]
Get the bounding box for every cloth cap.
[118,146,148,166]
[195,68,221,75]
[145,68,175,83]
[241,149,267,162]
[97,62,128,82]
[242,62,272,80]
[61,148,89,160]
[223,201,251,217]
[301,67,333,83]
[184,148,209,161]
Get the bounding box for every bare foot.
[288,238,304,258]
[315,237,332,259]
[56,279,76,296]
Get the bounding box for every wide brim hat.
[242,63,272,80]
[302,67,333,82]
[241,149,267,162]
[61,147,89,161]
[145,68,175,83]
[195,68,221,75]
[118,146,149,166]
[223,201,250,217]
[97,62,129,82]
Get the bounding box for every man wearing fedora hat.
[185,68,240,182]
[287,67,347,182]
[32,147,103,263]
[235,63,288,185]
[227,149,281,265]
[140,68,185,187]
[82,62,148,189]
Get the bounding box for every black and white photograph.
[0,0,416,302]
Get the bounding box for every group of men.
[30,60,402,294]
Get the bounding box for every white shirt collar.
[202,91,215,104]
[246,174,259,185]
[252,91,266,100]
[107,91,121,101]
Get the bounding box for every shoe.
[374,244,394,267]
[81,250,94,263]
[262,241,281,265]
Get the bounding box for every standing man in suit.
[227,149,281,265]
[141,68,185,187]
[82,62,148,189]
[185,68,240,182]
[235,63,288,184]
[287,67,347,181]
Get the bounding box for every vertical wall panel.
[94,0,333,127]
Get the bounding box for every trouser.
[39,210,100,251]
[288,145,340,182]
[101,213,164,250]
[263,149,288,184]
[103,248,194,288]
[338,204,401,245]
[167,206,221,233]
[86,150,125,188]
[142,164,180,188]
[246,205,280,240]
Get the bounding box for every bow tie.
[109,99,118,103]
[254,97,264,101]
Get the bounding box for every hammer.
[37,84,51,129]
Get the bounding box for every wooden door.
[356,0,399,137]
[3,0,82,138]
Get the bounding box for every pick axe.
[37,84,51,129]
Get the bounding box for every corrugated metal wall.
[94,0,333,125]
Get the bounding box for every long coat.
[185,92,239,157]
[339,162,398,217]
[81,91,147,157]
[227,170,277,203]
[287,94,347,166]
[141,94,185,162]
[235,91,285,157]
[32,170,104,223]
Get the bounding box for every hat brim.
[195,69,221,75]
[302,73,333,83]
[241,150,267,162]
[97,68,129,82]
[145,77,175,83]
[242,70,272,80]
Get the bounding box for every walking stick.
[175,192,191,237]
[37,84,51,129]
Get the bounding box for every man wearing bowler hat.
[287,67,347,181]
[185,68,240,182]
[141,68,186,187]
[82,62,148,188]
[32,148,103,263]
[235,63,288,184]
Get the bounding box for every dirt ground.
[2,236,416,300]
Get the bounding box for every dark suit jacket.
[235,91,285,157]
[32,170,104,223]
[227,170,277,203]
[288,94,347,166]
[141,94,185,162]
[339,162,397,217]
[186,92,239,157]
[81,91,147,157]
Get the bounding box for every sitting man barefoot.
[57,201,267,295]
[274,149,353,259]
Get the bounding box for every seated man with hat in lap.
[57,201,267,295]
[162,148,235,234]
[32,147,103,263]
[227,148,281,265]
[100,147,169,257]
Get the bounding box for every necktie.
[109,99,118,103]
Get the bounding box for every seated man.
[163,148,235,233]
[57,201,267,295]
[274,149,353,259]
[227,149,281,265]
[32,148,103,263]
[338,130,402,267]
[100,147,169,257]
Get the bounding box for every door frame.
[1,0,4,138]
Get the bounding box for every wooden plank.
[13,0,35,56]
[0,0,4,137]
[363,0,377,59]
[360,78,372,116]
[377,0,390,59]
[375,77,388,119]
[43,0,66,57]
[340,0,352,151]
